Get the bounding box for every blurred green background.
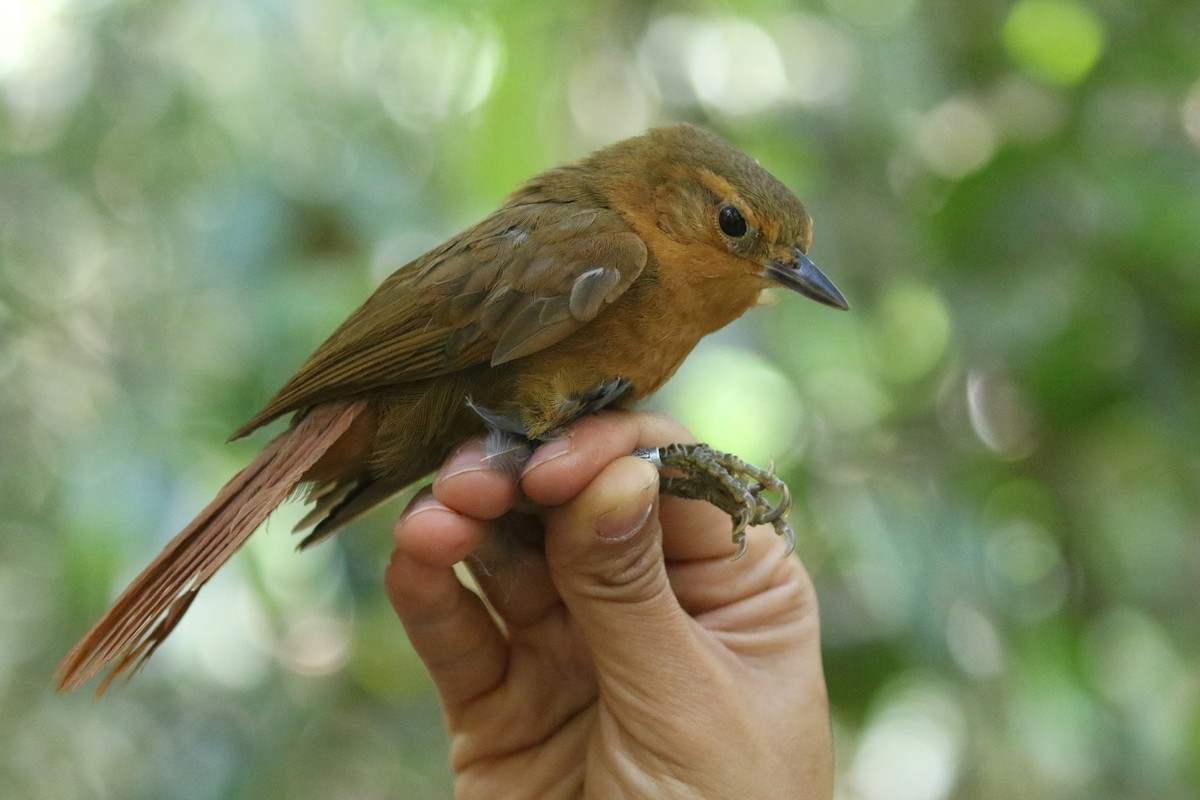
[2,0,1198,797]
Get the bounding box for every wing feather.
[232,203,647,438]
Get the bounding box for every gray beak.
[765,248,849,310]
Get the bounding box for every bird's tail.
[55,400,366,695]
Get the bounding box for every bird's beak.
[764,248,849,310]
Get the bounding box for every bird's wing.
[232,203,647,438]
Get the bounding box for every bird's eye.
[718,205,747,238]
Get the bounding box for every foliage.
[1,0,1197,797]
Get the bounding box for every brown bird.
[57,123,847,693]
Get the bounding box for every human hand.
[385,411,833,799]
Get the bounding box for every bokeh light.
[2,1,1198,798]
[1003,0,1106,86]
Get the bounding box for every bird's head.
[595,123,848,314]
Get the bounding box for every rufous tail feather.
[55,400,366,695]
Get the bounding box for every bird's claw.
[637,443,795,559]
[731,530,749,562]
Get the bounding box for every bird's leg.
[554,378,632,421]
[468,391,795,560]
[635,444,795,560]
[467,379,634,477]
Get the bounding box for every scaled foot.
[636,443,795,560]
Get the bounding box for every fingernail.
[522,433,573,476]
[438,442,489,481]
[398,493,443,525]
[594,476,657,540]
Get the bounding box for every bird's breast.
[505,279,713,436]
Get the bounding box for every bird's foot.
[635,443,794,560]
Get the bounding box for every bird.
[56,123,848,694]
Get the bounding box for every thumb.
[542,455,692,672]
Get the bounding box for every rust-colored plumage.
[57,123,847,692]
